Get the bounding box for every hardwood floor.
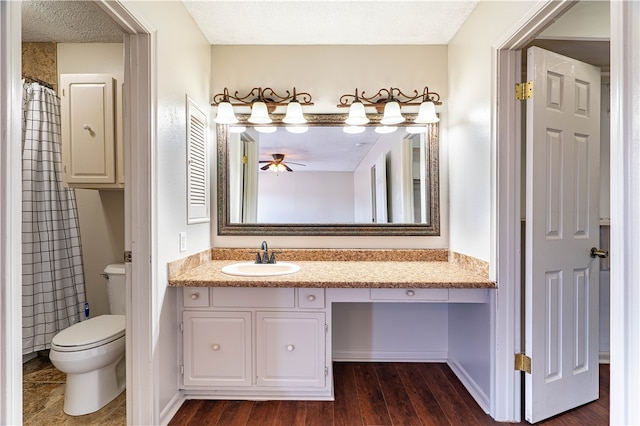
[169,362,609,425]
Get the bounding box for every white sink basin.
[221,262,301,277]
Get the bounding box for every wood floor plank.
[190,400,227,426]
[435,363,496,425]
[245,400,279,426]
[333,362,362,426]
[374,363,423,425]
[275,400,307,426]
[216,400,253,426]
[396,363,450,426]
[167,399,204,426]
[352,363,392,425]
[305,401,334,426]
[418,363,483,426]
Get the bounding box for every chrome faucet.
[256,240,278,264]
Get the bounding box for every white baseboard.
[332,350,448,362]
[599,352,610,364]
[159,391,185,426]
[447,354,490,414]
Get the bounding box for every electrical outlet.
[179,232,187,252]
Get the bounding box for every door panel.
[525,46,601,423]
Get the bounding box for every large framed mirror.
[217,114,440,236]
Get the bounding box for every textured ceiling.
[182,0,478,45]
[21,1,124,43]
[22,0,478,45]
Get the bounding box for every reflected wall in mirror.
[217,114,439,236]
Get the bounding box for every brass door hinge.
[242,155,248,164]
[515,81,533,100]
[515,353,531,374]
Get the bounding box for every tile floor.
[22,353,125,426]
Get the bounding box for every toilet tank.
[103,263,126,315]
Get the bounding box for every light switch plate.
[179,232,187,252]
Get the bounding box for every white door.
[525,46,601,423]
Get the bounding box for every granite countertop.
[168,258,496,289]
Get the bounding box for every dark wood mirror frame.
[216,114,440,236]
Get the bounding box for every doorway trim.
[609,2,640,424]
[94,2,156,424]
[0,2,25,423]
[0,1,156,424]
[492,0,576,421]
[494,0,640,423]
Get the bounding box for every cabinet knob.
[190,293,199,300]
[82,124,92,131]
[212,344,220,351]
[307,294,316,301]
[286,344,295,351]
[406,290,415,297]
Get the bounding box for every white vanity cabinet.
[182,311,252,387]
[180,287,331,400]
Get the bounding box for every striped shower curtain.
[21,80,86,355]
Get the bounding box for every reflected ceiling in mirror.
[217,114,440,236]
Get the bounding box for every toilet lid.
[51,315,125,351]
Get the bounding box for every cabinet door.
[256,312,325,388]
[183,311,251,387]
[60,74,116,185]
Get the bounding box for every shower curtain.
[21,80,86,355]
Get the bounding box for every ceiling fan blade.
[260,163,271,170]
[284,164,293,172]
[258,160,271,163]
[287,162,306,166]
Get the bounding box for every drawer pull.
[286,344,295,351]
[190,293,199,300]
[212,344,220,351]
[307,294,316,301]
[406,290,415,297]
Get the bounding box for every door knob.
[590,247,609,259]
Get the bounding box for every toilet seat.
[51,315,125,352]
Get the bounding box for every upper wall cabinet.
[60,73,124,189]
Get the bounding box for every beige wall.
[447,1,538,262]
[211,45,450,249]
[124,0,214,415]
[57,43,125,316]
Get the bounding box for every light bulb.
[248,101,272,124]
[415,101,439,123]
[345,102,369,125]
[380,101,405,125]
[214,102,238,124]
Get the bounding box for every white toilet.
[49,263,126,416]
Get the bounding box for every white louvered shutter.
[187,97,209,223]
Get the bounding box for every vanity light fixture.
[337,86,441,125]
[212,87,314,125]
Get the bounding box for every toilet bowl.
[49,315,125,415]
[49,264,126,416]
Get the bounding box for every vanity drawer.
[183,287,210,307]
[297,288,325,309]
[370,288,449,301]
[211,288,295,308]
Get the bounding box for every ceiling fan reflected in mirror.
[259,153,306,172]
